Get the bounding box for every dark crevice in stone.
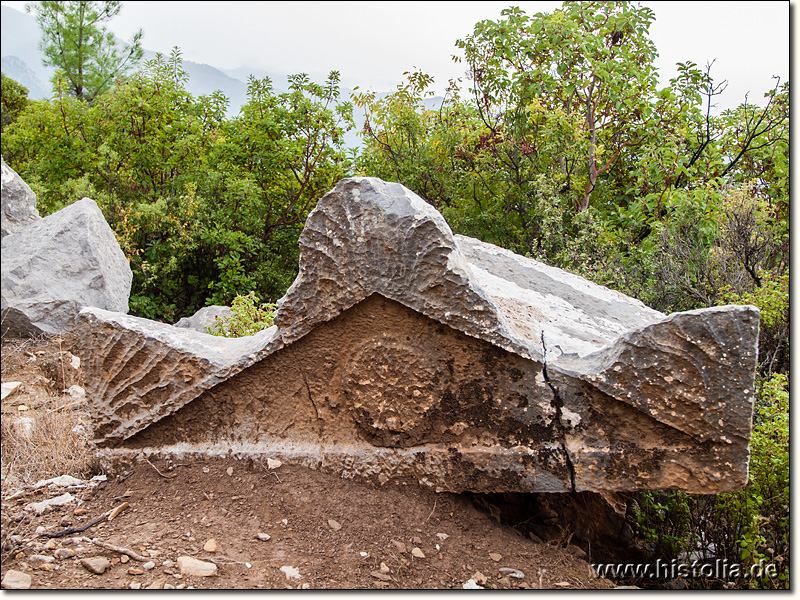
[300,368,323,437]
[540,330,576,492]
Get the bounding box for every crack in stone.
[301,369,323,437]
[540,331,576,492]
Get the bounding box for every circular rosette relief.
[343,335,443,447]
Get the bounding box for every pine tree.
[30,1,143,101]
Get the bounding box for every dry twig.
[144,458,177,479]
[425,498,437,523]
[39,502,128,538]
[77,537,149,562]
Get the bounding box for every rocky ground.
[1,336,615,590]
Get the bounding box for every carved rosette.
[343,334,442,447]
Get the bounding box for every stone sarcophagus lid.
[76,178,759,494]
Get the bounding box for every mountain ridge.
[0,4,445,147]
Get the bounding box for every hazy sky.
[2,1,791,110]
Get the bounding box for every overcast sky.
[2,1,791,111]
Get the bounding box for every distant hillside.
[0,4,445,148]
[1,55,49,99]
[0,5,54,99]
[140,49,250,114]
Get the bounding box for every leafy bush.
[2,51,353,323]
[205,292,276,338]
[1,73,29,132]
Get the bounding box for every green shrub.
[205,292,276,338]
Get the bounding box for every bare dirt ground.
[1,335,614,590]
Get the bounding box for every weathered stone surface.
[1,197,132,337]
[275,178,529,358]
[552,305,759,492]
[1,155,40,238]
[78,177,759,494]
[73,308,282,444]
[175,305,232,333]
[121,295,570,493]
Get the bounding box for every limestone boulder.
[1,155,40,238]
[175,305,232,333]
[1,197,132,337]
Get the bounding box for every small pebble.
[499,567,525,579]
[411,547,426,559]
[143,561,156,571]
[1,570,31,590]
[81,556,110,575]
[567,544,587,559]
[280,566,300,580]
[28,554,55,568]
[129,582,142,590]
[146,579,167,590]
[177,556,216,577]
[256,533,271,542]
[463,579,483,590]
[327,519,342,531]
